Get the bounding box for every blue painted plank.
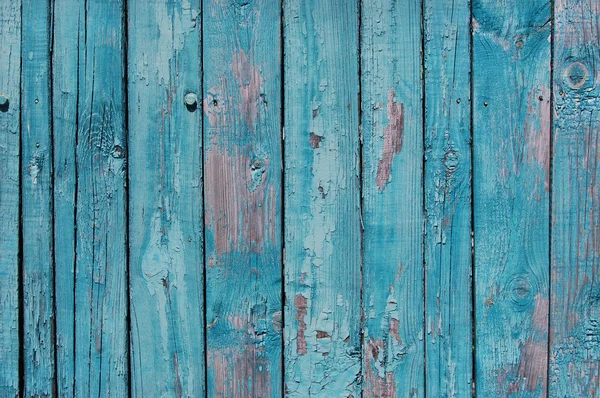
[0,1,21,396]
[21,0,55,395]
[127,1,205,396]
[424,0,473,395]
[74,1,128,395]
[361,0,424,396]
[284,1,362,395]
[550,0,600,395]
[473,0,551,395]
[202,0,283,396]
[52,0,80,395]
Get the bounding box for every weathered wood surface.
[284,0,362,396]
[424,0,472,395]
[21,0,55,395]
[361,0,424,396]
[52,0,80,395]
[203,0,283,396]
[0,1,20,396]
[550,0,600,396]
[473,0,551,396]
[128,1,205,397]
[73,0,128,395]
[3,1,600,396]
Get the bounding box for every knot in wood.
[508,274,535,309]
[565,61,589,90]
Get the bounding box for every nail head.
[184,92,198,107]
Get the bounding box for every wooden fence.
[0,0,598,396]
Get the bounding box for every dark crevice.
[72,4,82,395]
[122,0,132,396]
[469,0,476,394]
[280,0,286,396]
[18,0,24,394]
[421,0,427,395]
[200,0,208,396]
[49,0,58,396]
[357,0,364,396]
[547,0,554,395]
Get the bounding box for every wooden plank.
[0,1,21,396]
[52,0,80,395]
[360,0,424,396]
[73,1,128,395]
[423,0,472,395]
[21,0,55,395]
[202,0,283,396]
[127,1,205,396]
[550,0,600,395]
[472,0,551,395]
[284,1,361,395]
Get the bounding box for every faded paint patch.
[364,338,397,398]
[231,50,264,129]
[309,132,323,149]
[493,293,548,395]
[204,150,275,254]
[203,84,228,128]
[28,152,45,185]
[525,86,551,191]
[211,345,272,398]
[376,88,405,191]
[517,294,549,392]
[294,294,308,356]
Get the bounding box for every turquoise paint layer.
[202,0,283,396]
[473,0,551,395]
[74,0,128,395]
[128,0,205,396]
[0,1,21,396]
[424,0,473,395]
[550,0,600,395]
[361,0,424,396]
[284,1,362,395]
[21,0,55,395]
[52,0,80,395]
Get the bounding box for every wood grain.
[73,1,128,395]
[550,0,600,395]
[21,0,55,395]
[128,1,205,396]
[0,1,21,396]
[202,0,283,396]
[424,0,473,395]
[284,1,362,395]
[361,0,424,396]
[473,0,551,395]
[52,0,81,395]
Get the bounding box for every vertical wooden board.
[52,0,80,395]
[74,0,128,395]
[550,1,600,395]
[473,0,551,395]
[361,0,424,396]
[128,1,205,396]
[0,1,20,396]
[284,1,361,395]
[21,0,55,395]
[423,0,472,395]
[202,0,283,396]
